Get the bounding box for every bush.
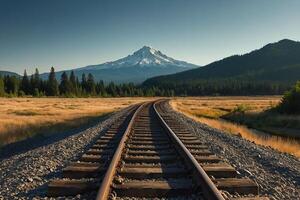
[277,81,300,114]
[233,104,250,113]
[33,88,40,97]
[18,90,25,97]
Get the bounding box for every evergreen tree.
[46,67,59,96]
[96,80,106,96]
[31,68,41,95]
[86,73,96,95]
[39,79,47,96]
[20,70,30,95]
[81,73,87,93]
[76,77,81,95]
[69,71,77,94]
[4,75,19,95]
[0,75,5,96]
[107,82,117,97]
[59,72,71,95]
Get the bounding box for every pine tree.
[107,82,117,97]
[69,71,77,94]
[39,79,47,96]
[95,80,106,96]
[31,68,40,95]
[86,73,96,95]
[76,77,81,96]
[81,73,87,93]
[0,75,5,96]
[4,75,19,95]
[20,70,30,95]
[59,72,71,95]
[47,67,59,96]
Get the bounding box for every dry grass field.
[171,96,300,157]
[0,97,154,146]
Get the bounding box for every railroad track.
[47,100,268,200]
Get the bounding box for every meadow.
[171,96,300,157]
[2,96,299,158]
[0,97,153,146]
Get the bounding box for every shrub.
[277,81,300,114]
[233,104,250,113]
[18,90,25,97]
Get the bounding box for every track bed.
[47,101,268,200]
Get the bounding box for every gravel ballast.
[162,102,300,200]
[0,106,133,200]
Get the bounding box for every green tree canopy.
[20,70,31,94]
[47,67,59,96]
[0,75,5,96]
[59,71,72,95]
[31,68,41,93]
[69,71,77,94]
[278,81,300,114]
[4,75,19,95]
[86,73,96,94]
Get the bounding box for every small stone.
[33,176,42,181]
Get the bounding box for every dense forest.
[0,67,175,97]
[0,67,292,97]
[143,78,291,96]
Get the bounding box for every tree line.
[143,78,292,96]
[0,67,293,98]
[0,67,174,97]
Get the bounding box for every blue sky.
[0,0,300,74]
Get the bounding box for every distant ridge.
[0,70,20,77]
[144,39,300,86]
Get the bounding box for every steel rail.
[153,100,225,200]
[95,102,146,200]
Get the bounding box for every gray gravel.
[0,106,133,200]
[162,101,300,200]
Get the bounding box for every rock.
[33,176,42,181]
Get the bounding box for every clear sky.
[0,0,300,74]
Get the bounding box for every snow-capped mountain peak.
[113,45,179,67]
[80,46,197,70]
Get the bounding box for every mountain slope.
[0,70,20,77]
[144,39,300,86]
[42,46,198,83]
[80,46,196,70]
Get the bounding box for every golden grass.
[0,97,154,145]
[171,96,300,158]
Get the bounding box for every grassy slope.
[223,111,300,138]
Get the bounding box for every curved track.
[47,100,268,200]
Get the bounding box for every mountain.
[42,46,198,83]
[144,39,300,87]
[0,70,20,77]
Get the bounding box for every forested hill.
[143,39,300,95]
